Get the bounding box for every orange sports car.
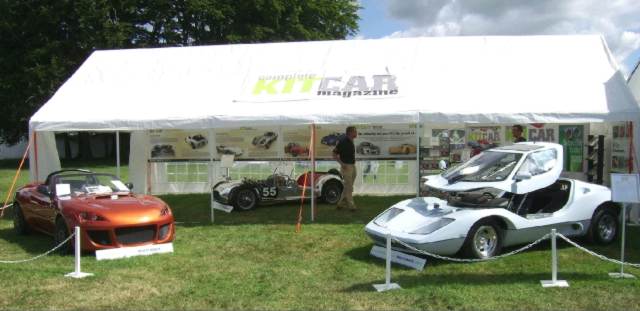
[13,169,175,252]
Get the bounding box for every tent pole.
[34,131,39,181]
[116,131,121,179]
[416,113,421,197]
[310,123,316,222]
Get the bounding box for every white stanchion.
[609,203,636,279]
[373,233,401,292]
[541,229,568,287]
[65,226,93,279]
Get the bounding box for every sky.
[356,0,640,77]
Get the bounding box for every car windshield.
[53,173,130,196]
[445,188,511,208]
[442,151,523,183]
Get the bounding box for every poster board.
[611,173,640,203]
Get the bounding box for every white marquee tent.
[29,35,640,193]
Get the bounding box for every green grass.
[0,160,639,310]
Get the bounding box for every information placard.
[611,173,640,203]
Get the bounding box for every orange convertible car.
[13,169,175,252]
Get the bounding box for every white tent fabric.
[28,35,640,186]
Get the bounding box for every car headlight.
[409,218,454,235]
[79,212,106,222]
[374,207,404,226]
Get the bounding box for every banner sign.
[315,124,417,159]
[149,130,210,160]
[244,73,400,102]
[96,243,174,261]
[559,125,584,172]
[215,127,279,159]
[282,125,311,159]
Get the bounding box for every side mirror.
[125,182,134,190]
[37,184,50,196]
[438,160,448,170]
[514,171,532,182]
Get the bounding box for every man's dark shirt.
[514,136,526,143]
[334,136,355,164]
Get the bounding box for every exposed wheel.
[589,207,618,244]
[321,181,343,204]
[54,217,72,254]
[233,188,258,211]
[12,202,30,235]
[463,219,503,259]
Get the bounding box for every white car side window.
[517,149,557,176]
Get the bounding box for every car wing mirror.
[438,160,448,170]
[37,184,50,196]
[514,171,532,182]
[125,182,134,190]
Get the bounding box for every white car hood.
[377,197,457,233]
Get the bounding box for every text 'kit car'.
[212,168,344,211]
[365,142,620,259]
[13,169,175,253]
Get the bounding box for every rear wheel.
[321,181,342,204]
[589,207,618,244]
[463,219,503,259]
[54,218,72,254]
[233,188,258,211]
[12,202,30,235]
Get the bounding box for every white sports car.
[365,142,620,259]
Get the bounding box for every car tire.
[589,207,619,245]
[321,181,343,205]
[233,188,258,211]
[54,217,73,255]
[13,202,30,235]
[462,219,503,259]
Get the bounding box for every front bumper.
[364,223,464,256]
[79,219,175,251]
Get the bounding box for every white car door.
[510,145,563,194]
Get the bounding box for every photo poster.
[149,129,210,160]
[504,124,558,144]
[316,124,418,159]
[215,127,279,159]
[428,128,465,163]
[559,124,584,172]
[282,125,311,159]
[611,123,632,173]
[467,126,501,157]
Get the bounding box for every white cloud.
[384,0,640,74]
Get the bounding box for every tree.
[0,0,359,147]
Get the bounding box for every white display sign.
[96,243,174,260]
[611,173,640,203]
[56,184,71,197]
[370,245,426,271]
[212,201,233,213]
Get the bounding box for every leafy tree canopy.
[0,0,359,144]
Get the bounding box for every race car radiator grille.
[87,230,112,245]
[115,225,156,245]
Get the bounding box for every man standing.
[512,125,526,143]
[333,126,357,211]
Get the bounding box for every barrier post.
[609,203,636,279]
[373,233,401,292]
[541,229,568,287]
[65,226,93,279]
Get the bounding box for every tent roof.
[30,35,639,131]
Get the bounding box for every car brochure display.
[611,123,632,173]
[559,125,585,172]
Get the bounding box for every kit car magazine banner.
[282,125,311,159]
[315,124,417,159]
[467,126,501,156]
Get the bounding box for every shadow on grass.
[0,226,59,255]
[342,271,598,292]
[162,193,411,227]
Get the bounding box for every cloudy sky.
[357,0,640,76]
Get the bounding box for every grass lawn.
[0,160,639,310]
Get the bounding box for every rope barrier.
[391,233,551,263]
[556,233,640,268]
[0,232,75,264]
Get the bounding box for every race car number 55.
[262,187,277,197]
